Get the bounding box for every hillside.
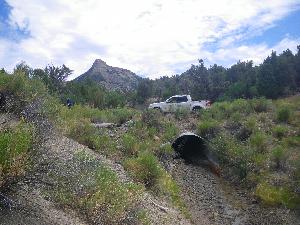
[75,59,141,92]
[0,62,299,225]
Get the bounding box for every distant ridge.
[75,59,141,92]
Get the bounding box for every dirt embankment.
[0,102,190,225]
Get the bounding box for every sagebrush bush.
[271,146,287,170]
[123,151,187,214]
[0,71,48,113]
[162,122,179,142]
[201,99,255,121]
[174,108,189,120]
[250,98,271,113]
[51,151,143,224]
[276,106,292,123]
[102,107,135,124]
[255,183,300,208]
[0,122,33,186]
[250,132,268,153]
[203,96,300,207]
[93,134,117,157]
[67,118,98,149]
[272,125,288,140]
[141,109,162,130]
[157,142,174,156]
[122,133,140,156]
[283,136,300,147]
[124,152,163,188]
[197,120,219,139]
[0,71,47,101]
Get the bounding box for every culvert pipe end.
[172,132,221,176]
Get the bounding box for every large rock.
[75,59,141,92]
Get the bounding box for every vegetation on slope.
[48,150,144,225]
[0,66,188,222]
[0,69,149,223]
[0,121,33,187]
[197,97,300,208]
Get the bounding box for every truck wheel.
[153,107,163,113]
[192,106,202,112]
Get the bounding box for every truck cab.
[149,95,210,113]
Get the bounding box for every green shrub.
[93,134,117,157]
[162,123,179,142]
[103,107,135,124]
[67,118,98,149]
[255,183,300,208]
[244,116,257,132]
[283,136,300,147]
[250,98,271,113]
[123,151,188,214]
[276,106,292,123]
[230,99,253,115]
[158,142,174,156]
[0,72,48,113]
[50,151,143,224]
[0,122,33,186]
[272,125,288,140]
[158,171,189,217]
[141,109,162,130]
[271,146,287,170]
[174,108,189,120]
[197,120,219,139]
[59,105,135,126]
[201,99,253,121]
[122,133,140,156]
[2,72,47,101]
[250,132,268,153]
[147,126,158,138]
[230,111,242,123]
[84,167,141,222]
[124,152,163,188]
[210,134,252,179]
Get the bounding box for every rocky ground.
[171,159,300,225]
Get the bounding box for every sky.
[0,0,300,79]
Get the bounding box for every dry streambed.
[171,159,300,225]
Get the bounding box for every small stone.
[154,136,160,141]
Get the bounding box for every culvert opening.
[172,132,220,176]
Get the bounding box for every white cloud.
[0,0,299,79]
[202,37,300,67]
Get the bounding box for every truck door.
[177,96,189,110]
[165,97,177,112]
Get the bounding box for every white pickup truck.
[148,95,210,112]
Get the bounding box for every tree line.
[3,46,300,108]
[4,62,126,109]
[137,46,300,102]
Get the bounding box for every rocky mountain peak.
[75,59,141,92]
[92,59,107,68]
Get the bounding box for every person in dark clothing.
[66,98,74,108]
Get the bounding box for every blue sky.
[0,0,300,79]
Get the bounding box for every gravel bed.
[171,159,300,225]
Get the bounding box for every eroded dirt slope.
[0,110,190,225]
